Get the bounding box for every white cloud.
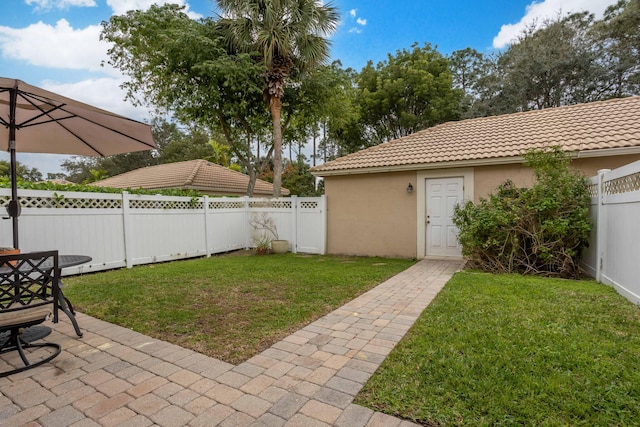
[41,77,153,121]
[0,19,116,74]
[493,0,620,48]
[0,3,203,76]
[107,0,202,19]
[347,8,366,33]
[26,0,96,9]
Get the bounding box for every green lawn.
[62,252,414,364]
[355,271,640,426]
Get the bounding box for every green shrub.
[453,147,591,278]
[0,177,204,197]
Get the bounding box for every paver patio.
[0,258,463,426]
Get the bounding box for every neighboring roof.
[92,159,289,196]
[40,179,75,185]
[311,96,640,176]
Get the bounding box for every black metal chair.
[0,251,61,377]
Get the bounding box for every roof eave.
[311,156,524,177]
[183,185,289,196]
[311,146,640,177]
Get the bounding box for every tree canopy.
[356,43,462,145]
[0,160,42,182]
[216,0,340,196]
[100,3,340,196]
[451,1,640,117]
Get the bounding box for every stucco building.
[311,97,640,259]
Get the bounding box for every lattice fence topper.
[588,183,599,198]
[0,193,322,211]
[129,199,203,210]
[604,172,640,195]
[300,200,319,209]
[209,200,245,210]
[248,199,292,209]
[0,195,122,209]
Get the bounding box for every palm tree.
[216,0,339,196]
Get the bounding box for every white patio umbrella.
[0,77,157,249]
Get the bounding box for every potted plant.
[270,238,289,254]
[249,212,289,254]
[253,233,271,255]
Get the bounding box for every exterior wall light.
[407,183,413,193]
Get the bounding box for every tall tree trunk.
[247,166,257,196]
[246,133,256,196]
[323,121,330,161]
[270,96,283,197]
[298,140,303,163]
[313,131,316,166]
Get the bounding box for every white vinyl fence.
[582,160,640,304]
[0,189,326,276]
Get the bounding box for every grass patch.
[355,271,640,426]
[63,252,414,364]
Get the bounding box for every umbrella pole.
[9,145,19,250]
[8,86,19,250]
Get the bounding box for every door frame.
[416,168,474,258]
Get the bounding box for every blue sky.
[0,0,620,176]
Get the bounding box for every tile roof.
[92,159,289,196]
[311,96,640,175]
[40,179,75,185]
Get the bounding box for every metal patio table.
[52,255,92,337]
[0,254,91,339]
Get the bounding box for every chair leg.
[15,333,31,366]
[57,284,83,337]
[0,331,62,378]
[58,296,83,337]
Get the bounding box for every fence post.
[203,195,211,257]
[291,195,298,253]
[244,196,251,250]
[596,169,610,283]
[122,191,133,268]
[320,195,327,255]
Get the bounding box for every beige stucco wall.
[572,154,640,177]
[325,171,417,258]
[473,164,534,203]
[323,153,640,259]
[473,154,640,202]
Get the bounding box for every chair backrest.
[0,251,60,330]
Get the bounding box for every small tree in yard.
[453,147,591,278]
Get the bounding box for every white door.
[426,177,463,257]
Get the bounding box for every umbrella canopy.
[0,77,157,249]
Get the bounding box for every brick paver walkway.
[0,259,463,426]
